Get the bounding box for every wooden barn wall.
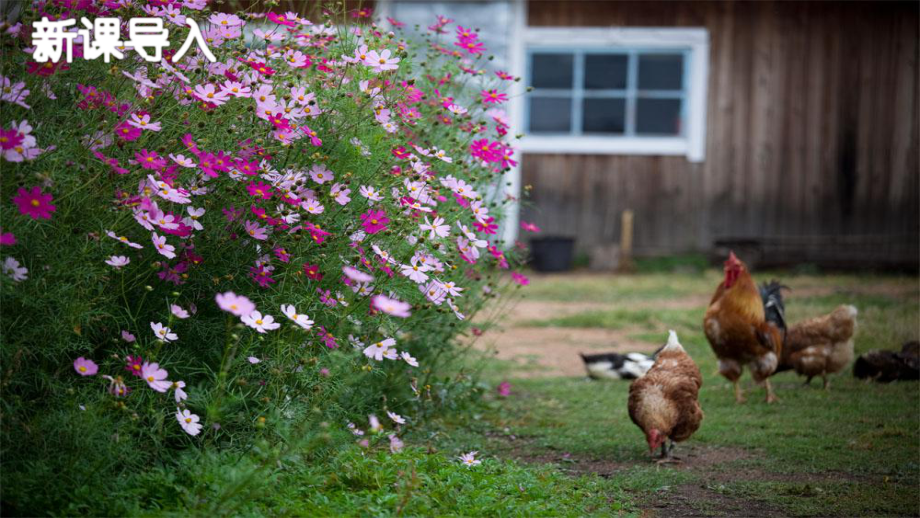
[522,1,919,264]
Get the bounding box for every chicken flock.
[585,251,913,461]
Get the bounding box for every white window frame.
[512,27,709,162]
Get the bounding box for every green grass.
[436,269,920,516]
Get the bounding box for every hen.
[853,340,918,383]
[628,331,703,460]
[704,252,784,403]
[580,351,655,380]
[776,305,858,389]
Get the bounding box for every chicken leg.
[733,380,746,404]
[764,379,778,403]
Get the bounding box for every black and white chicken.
[580,351,655,380]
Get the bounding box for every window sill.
[518,135,702,161]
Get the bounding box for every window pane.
[582,98,626,134]
[529,96,572,133]
[584,54,628,90]
[531,53,574,89]
[638,54,684,90]
[636,98,682,135]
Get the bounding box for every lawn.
[417,265,920,517]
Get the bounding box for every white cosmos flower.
[363,338,397,361]
[280,304,314,330]
[176,408,202,436]
[400,351,419,367]
[241,311,281,333]
[387,411,406,424]
[150,321,178,342]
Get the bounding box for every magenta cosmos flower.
[360,209,389,234]
[511,272,530,286]
[73,357,98,376]
[12,186,56,220]
[372,294,411,318]
[480,89,508,104]
[215,291,255,316]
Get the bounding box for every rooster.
[775,305,858,389]
[628,331,703,461]
[704,252,784,403]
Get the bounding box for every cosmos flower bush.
[0,1,528,510]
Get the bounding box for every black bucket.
[529,237,575,272]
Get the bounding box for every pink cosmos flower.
[248,356,261,364]
[12,186,56,220]
[1,232,16,246]
[215,291,255,316]
[372,295,411,318]
[3,257,27,282]
[497,381,512,397]
[459,451,481,467]
[105,255,130,268]
[194,83,230,106]
[420,216,450,239]
[343,266,373,284]
[170,304,190,319]
[1,76,30,108]
[366,49,400,72]
[128,112,162,132]
[152,233,176,259]
[481,89,508,104]
[241,311,280,333]
[387,411,406,424]
[73,357,98,376]
[172,380,188,402]
[520,221,541,232]
[389,434,404,453]
[511,272,530,286]
[368,414,383,433]
[360,209,389,234]
[176,408,202,436]
[309,164,333,184]
[141,362,171,392]
[243,221,268,240]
